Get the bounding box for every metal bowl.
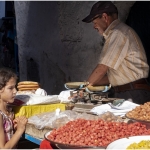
[44,131,106,149]
[64,82,85,89]
[86,84,111,92]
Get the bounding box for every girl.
[0,68,27,149]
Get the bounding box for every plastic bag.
[28,110,78,129]
[28,110,124,130]
[98,111,124,122]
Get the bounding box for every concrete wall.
[14,1,135,95]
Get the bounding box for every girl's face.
[0,77,17,104]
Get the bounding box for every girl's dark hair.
[0,68,17,90]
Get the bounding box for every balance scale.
[68,89,119,113]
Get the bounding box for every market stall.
[12,81,150,149]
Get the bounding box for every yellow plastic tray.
[13,103,66,118]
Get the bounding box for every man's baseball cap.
[82,1,118,23]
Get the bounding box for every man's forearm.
[87,64,109,86]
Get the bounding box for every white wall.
[14,1,135,95]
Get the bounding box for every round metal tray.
[44,131,106,149]
[64,82,85,89]
[86,84,111,92]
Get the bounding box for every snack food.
[47,119,150,147]
[17,81,40,91]
[18,87,39,91]
[126,102,150,121]
[17,84,40,89]
[18,81,39,85]
[126,140,150,149]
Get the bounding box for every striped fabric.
[99,19,149,86]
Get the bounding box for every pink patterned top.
[0,110,14,143]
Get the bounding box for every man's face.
[92,14,108,35]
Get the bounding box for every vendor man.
[82,1,150,104]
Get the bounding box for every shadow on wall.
[27,58,40,82]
